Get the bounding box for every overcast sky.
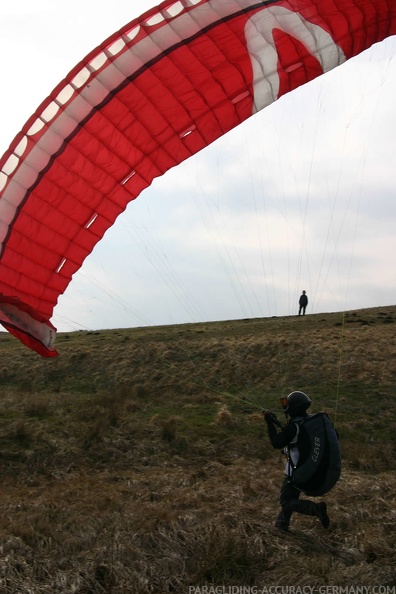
[1,1,396,334]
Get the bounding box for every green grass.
[0,306,395,591]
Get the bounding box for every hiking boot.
[316,502,330,529]
[274,519,289,532]
[275,509,291,532]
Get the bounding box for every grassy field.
[0,306,395,592]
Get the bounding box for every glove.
[262,409,277,425]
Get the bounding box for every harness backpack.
[288,413,341,496]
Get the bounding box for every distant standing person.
[299,290,308,316]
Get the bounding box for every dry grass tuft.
[215,404,234,426]
[151,414,184,442]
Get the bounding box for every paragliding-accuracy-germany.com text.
[188,585,396,594]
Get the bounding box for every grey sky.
[1,2,395,333]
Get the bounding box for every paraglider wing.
[0,0,395,356]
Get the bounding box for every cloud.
[1,2,396,334]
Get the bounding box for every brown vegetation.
[0,306,395,592]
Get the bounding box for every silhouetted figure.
[299,290,308,315]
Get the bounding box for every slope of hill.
[0,306,395,592]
